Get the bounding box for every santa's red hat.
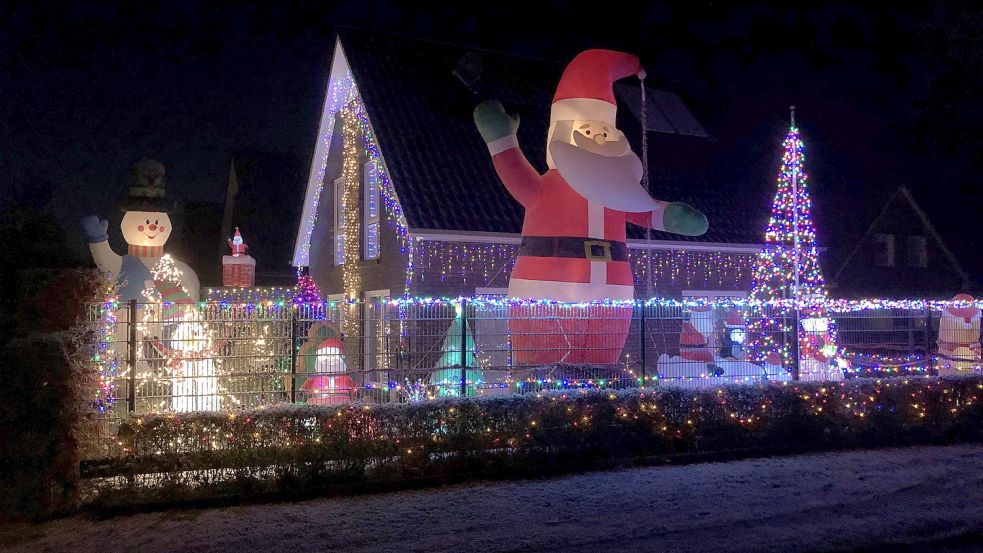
[317,337,345,352]
[946,293,979,323]
[547,49,644,167]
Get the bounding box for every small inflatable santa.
[474,50,707,365]
[679,306,716,363]
[298,322,355,405]
[937,293,981,372]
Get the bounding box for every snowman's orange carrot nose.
[149,224,157,231]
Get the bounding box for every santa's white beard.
[549,141,659,213]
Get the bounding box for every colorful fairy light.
[746,124,837,370]
[294,274,322,304]
[628,249,756,289]
[115,377,983,461]
[93,283,121,412]
[205,286,297,303]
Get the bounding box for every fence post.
[460,298,468,398]
[790,307,801,381]
[127,299,137,413]
[924,306,933,374]
[639,301,647,387]
[290,306,298,403]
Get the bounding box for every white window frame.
[326,293,346,329]
[873,233,895,267]
[362,160,380,260]
[333,176,345,266]
[906,235,927,268]
[364,289,391,372]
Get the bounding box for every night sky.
[2,2,981,281]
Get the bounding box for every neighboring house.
[829,186,972,298]
[168,200,225,287]
[292,29,767,308]
[224,151,308,286]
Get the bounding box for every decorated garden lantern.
[297,321,354,404]
[938,293,981,372]
[223,227,256,287]
[473,49,707,365]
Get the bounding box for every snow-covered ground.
[3,445,982,553]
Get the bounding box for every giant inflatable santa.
[474,50,708,365]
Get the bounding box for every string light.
[116,377,983,461]
[205,286,297,303]
[93,283,121,412]
[746,125,838,370]
[628,249,755,289]
[294,274,321,304]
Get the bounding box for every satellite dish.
[453,52,483,93]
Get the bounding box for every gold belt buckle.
[584,240,612,262]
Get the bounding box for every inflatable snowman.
[151,314,221,411]
[937,293,981,373]
[81,159,199,303]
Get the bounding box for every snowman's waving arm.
[474,100,542,207]
[626,201,708,236]
[81,216,123,275]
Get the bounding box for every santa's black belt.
[519,236,628,262]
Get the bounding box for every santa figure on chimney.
[474,49,707,365]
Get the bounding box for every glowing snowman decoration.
[165,317,220,412]
[81,159,199,303]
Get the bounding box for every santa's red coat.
[492,144,661,302]
[491,142,662,365]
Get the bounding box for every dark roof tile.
[340,29,762,245]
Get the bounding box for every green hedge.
[0,333,99,518]
[86,375,983,508]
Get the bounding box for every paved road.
[3,445,982,552]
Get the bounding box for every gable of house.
[295,29,769,267]
[829,186,971,298]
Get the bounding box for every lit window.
[906,235,927,268]
[363,160,381,260]
[333,176,345,266]
[873,234,895,267]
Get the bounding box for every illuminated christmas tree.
[430,304,482,397]
[294,272,322,304]
[747,110,837,372]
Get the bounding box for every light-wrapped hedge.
[87,376,983,508]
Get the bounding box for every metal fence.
[85,299,982,419]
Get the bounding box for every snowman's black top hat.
[119,158,176,213]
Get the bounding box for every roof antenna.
[453,52,483,94]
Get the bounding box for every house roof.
[828,186,972,297]
[312,29,767,252]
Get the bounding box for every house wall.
[829,193,970,298]
[408,239,756,299]
[309,116,409,300]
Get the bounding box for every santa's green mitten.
[663,202,708,236]
[474,100,520,144]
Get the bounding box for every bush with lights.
[81,374,983,508]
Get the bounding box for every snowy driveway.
[3,445,982,552]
